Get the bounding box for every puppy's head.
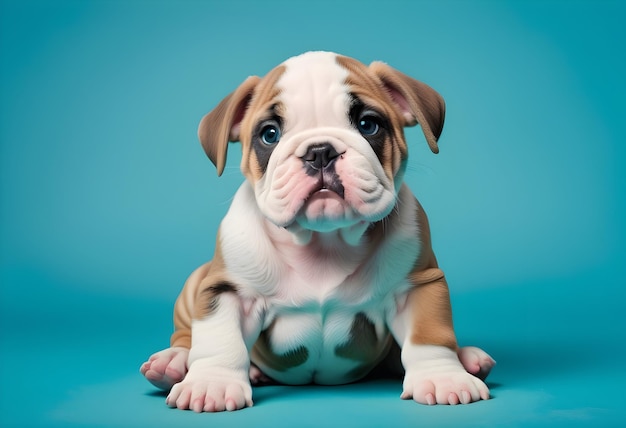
[199,51,444,239]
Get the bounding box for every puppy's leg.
[140,261,268,392]
[166,285,254,412]
[391,268,490,405]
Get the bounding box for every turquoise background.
[1,0,625,426]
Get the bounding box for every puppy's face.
[199,52,445,236]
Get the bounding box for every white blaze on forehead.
[277,51,351,130]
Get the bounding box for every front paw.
[166,372,253,412]
[401,369,489,405]
[400,345,490,405]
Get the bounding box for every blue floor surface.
[1,273,624,427]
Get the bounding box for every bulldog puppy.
[141,51,495,412]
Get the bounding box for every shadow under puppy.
[141,51,495,412]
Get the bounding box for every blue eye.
[261,124,281,145]
[357,116,380,136]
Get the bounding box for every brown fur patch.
[368,61,445,154]
[239,65,287,182]
[199,76,261,176]
[191,231,235,320]
[335,313,393,379]
[336,55,408,180]
[404,202,458,350]
[336,313,381,360]
[251,321,309,372]
[170,261,214,348]
[406,274,458,350]
[170,329,191,349]
[169,230,235,348]
[199,281,238,315]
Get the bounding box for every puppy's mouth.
[303,188,345,212]
[294,178,357,231]
[307,172,345,199]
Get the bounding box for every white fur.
[400,345,489,405]
[255,52,397,231]
[219,182,421,385]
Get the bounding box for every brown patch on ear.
[368,61,445,154]
[198,75,261,176]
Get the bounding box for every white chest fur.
[219,182,421,384]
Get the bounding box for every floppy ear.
[198,76,261,176]
[369,62,445,154]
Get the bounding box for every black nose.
[302,143,340,171]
